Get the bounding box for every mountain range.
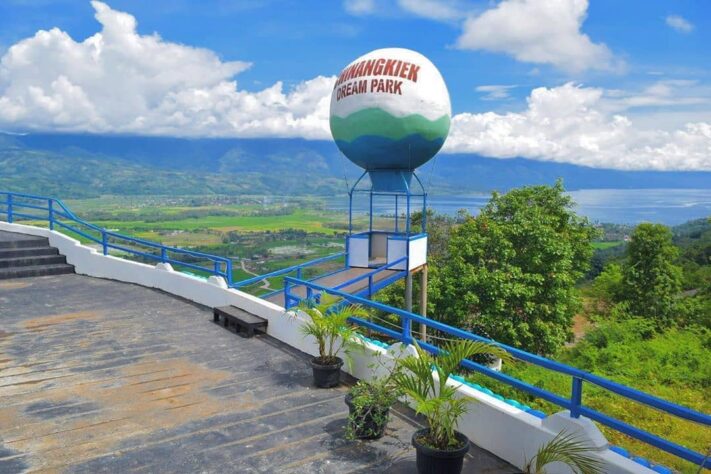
[1,132,709,198]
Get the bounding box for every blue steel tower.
[330,47,451,318]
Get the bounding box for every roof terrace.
[0,271,515,473]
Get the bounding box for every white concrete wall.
[407,235,427,270]
[0,221,655,474]
[371,232,387,259]
[386,237,407,270]
[347,235,369,268]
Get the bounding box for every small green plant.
[524,430,604,474]
[394,339,511,450]
[345,379,400,439]
[345,358,403,440]
[298,297,366,365]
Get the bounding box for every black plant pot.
[310,356,343,388]
[345,393,390,440]
[412,428,469,474]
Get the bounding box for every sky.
[0,0,709,171]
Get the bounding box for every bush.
[465,320,710,473]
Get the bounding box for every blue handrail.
[0,191,233,284]
[283,277,711,469]
[333,256,407,296]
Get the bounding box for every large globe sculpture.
[330,48,451,191]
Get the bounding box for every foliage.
[345,362,403,440]
[623,223,682,327]
[297,297,365,365]
[591,263,624,303]
[410,209,465,264]
[465,319,711,473]
[431,181,598,355]
[393,340,511,450]
[524,431,603,474]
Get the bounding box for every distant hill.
[1,132,709,198]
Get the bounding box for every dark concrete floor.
[0,273,516,473]
[0,230,47,245]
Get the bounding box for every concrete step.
[0,263,75,280]
[0,234,49,250]
[0,246,59,259]
[0,254,67,268]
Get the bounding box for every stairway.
[0,230,74,280]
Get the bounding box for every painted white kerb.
[0,222,655,474]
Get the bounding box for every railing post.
[284,279,292,309]
[226,260,233,286]
[296,267,302,280]
[7,194,13,223]
[160,247,167,263]
[213,260,220,277]
[368,274,373,299]
[402,315,413,345]
[48,199,54,230]
[102,230,108,255]
[571,377,583,418]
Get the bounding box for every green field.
[93,209,343,235]
[591,240,624,249]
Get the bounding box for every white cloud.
[397,0,463,21]
[604,80,708,112]
[445,83,711,171]
[665,15,694,34]
[0,1,333,139]
[343,0,376,15]
[475,84,517,100]
[456,0,619,73]
[1,2,709,172]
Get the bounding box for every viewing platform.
[1,192,709,474]
[0,271,515,473]
[265,266,402,307]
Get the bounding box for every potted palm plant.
[345,360,402,440]
[298,298,364,388]
[394,339,511,474]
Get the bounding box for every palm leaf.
[525,430,604,474]
[393,339,512,450]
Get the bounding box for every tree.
[431,181,597,355]
[623,223,682,327]
[410,209,462,264]
[592,263,624,302]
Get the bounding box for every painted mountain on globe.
[329,48,451,173]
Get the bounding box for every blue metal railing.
[282,256,409,308]
[332,256,407,295]
[283,278,711,469]
[0,191,234,283]
[232,252,347,292]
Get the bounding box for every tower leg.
[405,272,413,313]
[419,264,428,342]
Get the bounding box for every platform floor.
[266,266,402,307]
[0,230,46,245]
[0,273,515,473]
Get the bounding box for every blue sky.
[0,0,709,171]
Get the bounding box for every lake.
[330,188,711,226]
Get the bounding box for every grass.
[465,320,710,473]
[591,241,624,249]
[92,209,344,235]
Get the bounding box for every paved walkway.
[0,273,515,473]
